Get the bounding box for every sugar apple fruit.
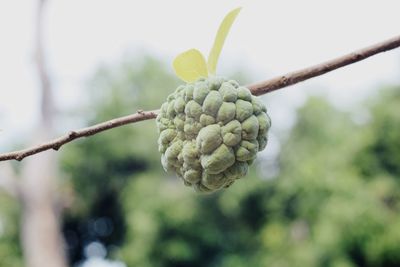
[156,76,271,192]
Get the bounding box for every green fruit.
[156,77,271,192]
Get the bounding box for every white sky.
[0,0,400,150]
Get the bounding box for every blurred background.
[1,1,400,267]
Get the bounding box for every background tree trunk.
[19,0,67,266]
[20,144,67,267]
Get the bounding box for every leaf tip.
[207,7,242,75]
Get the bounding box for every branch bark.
[1,34,400,162]
[248,35,400,96]
[2,110,158,161]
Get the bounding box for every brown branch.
[248,35,400,96]
[1,34,400,162]
[2,110,158,161]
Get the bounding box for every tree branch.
[1,34,399,162]
[1,110,159,161]
[248,35,400,96]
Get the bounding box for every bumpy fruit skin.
[156,76,271,192]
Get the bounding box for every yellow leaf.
[207,7,242,75]
[173,49,208,82]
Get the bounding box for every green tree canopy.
[59,54,400,267]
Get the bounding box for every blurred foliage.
[0,193,22,267]
[60,55,181,264]
[59,54,252,265]
[355,88,400,178]
[59,53,400,267]
[115,94,400,267]
[62,55,180,211]
[60,53,400,267]
[0,52,392,267]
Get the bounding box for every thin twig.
[248,35,400,96]
[1,35,400,162]
[2,110,158,161]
